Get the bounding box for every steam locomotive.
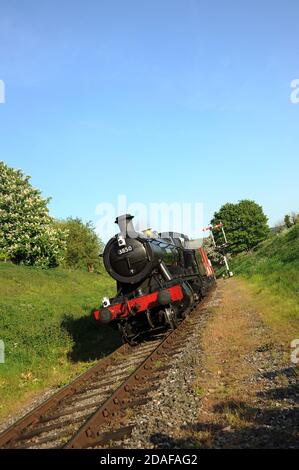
[94,214,215,344]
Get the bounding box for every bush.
[58,218,103,272]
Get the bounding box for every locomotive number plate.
[117,245,133,255]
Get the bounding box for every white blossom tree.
[202,235,223,265]
[0,161,67,267]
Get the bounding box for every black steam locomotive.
[94,214,215,344]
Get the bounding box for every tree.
[59,218,103,272]
[284,212,299,228]
[284,214,292,228]
[0,161,66,267]
[291,212,299,225]
[211,200,270,254]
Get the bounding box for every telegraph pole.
[203,222,233,278]
[220,221,228,243]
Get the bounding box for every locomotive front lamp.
[117,233,126,247]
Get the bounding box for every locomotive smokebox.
[103,214,178,285]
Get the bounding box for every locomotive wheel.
[118,323,138,346]
[164,306,179,330]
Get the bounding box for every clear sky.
[0,1,298,238]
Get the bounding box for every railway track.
[0,292,214,449]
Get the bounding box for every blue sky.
[0,0,298,238]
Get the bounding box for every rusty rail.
[0,343,130,448]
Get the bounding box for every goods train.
[94,214,215,344]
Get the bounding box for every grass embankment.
[0,263,118,421]
[231,225,299,344]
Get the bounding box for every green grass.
[0,262,120,420]
[231,225,299,340]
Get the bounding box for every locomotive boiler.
[94,214,215,344]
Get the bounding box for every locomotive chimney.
[115,214,137,239]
